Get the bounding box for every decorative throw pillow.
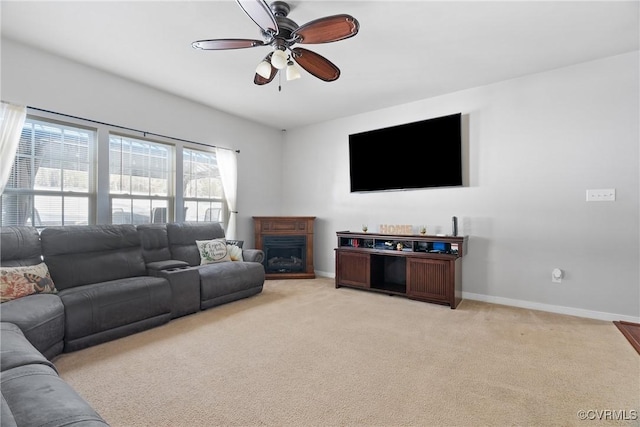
[227,244,244,262]
[0,262,57,303]
[196,238,232,265]
[226,240,244,249]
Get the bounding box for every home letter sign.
[379,224,413,235]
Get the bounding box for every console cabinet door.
[406,258,451,303]
[336,251,370,288]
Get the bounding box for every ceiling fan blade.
[291,47,340,82]
[254,52,278,85]
[236,0,278,35]
[292,14,359,44]
[192,39,266,50]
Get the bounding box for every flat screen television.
[349,112,463,192]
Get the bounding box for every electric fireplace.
[253,216,315,279]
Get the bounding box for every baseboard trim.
[315,271,639,323]
[462,291,640,323]
[315,270,334,279]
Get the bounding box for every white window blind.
[109,134,171,224]
[0,118,95,227]
[183,147,226,223]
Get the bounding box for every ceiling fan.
[191,0,360,87]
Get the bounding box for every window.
[1,118,95,227]
[183,148,225,223]
[1,114,232,228]
[109,135,171,224]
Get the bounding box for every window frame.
[0,111,231,228]
[182,146,227,225]
[108,132,174,225]
[0,115,97,227]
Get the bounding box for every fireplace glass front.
[263,235,306,274]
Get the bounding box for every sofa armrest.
[146,260,190,273]
[0,323,56,373]
[242,249,264,264]
[152,267,201,318]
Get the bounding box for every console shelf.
[334,231,468,308]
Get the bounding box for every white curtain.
[216,147,238,239]
[0,102,27,193]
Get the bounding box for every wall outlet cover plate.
[586,188,616,202]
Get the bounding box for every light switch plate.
[586,188,616,202]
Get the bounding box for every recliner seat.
[166,222,265,310]
[0,226,64,359]
[40,225,173,352]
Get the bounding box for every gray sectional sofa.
[0,222,265,427]
[1,323,108,427]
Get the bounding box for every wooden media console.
[334,231,468,308]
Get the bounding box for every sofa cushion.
[0,226,42,267]
[167,222,226,266]
[136,224,190,272]
[1,262,57,303]
[196,238,232,265]
[227,244,244,261]
[41,225,146,290]
[226,240,243,248]
[197,261,265,309]
[0,294,65,360]
[1,364,109,427]
[137,223,173,263]
[59,276,172,351]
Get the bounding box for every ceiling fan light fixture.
[256,60,272,79]
[286,61,301,81]
[271,49,288,70]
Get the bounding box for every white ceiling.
[2,1,638,130]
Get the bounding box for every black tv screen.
[349,113,463,192]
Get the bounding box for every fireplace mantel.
[253,216,315,279]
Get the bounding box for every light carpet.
[54,278,640,427]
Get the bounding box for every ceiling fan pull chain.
[278,71,282,92]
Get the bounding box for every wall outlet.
[552,268,563,283]
[586,188,616,202]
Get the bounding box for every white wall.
[3,37,638,321]
[282,51,640,321]
[1,38,284,244]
